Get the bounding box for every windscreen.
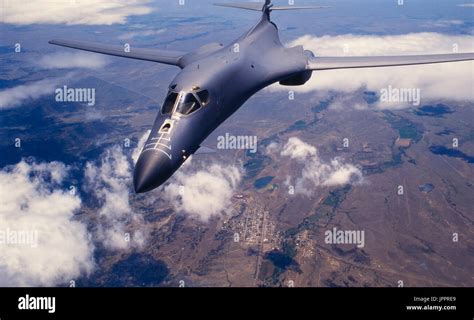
[161,91,178,114]
[175,93,201,115]
[196,90,209,105]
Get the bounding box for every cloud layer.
[118,28,166,40]
[1,0,153,25]
[273,33,474,108]
[0,142,156,285]
[2,52,105,110]
[0,78,61,110]
[131,130,151,165]
[84,146,146,250]
[276,137,363,195]
[37,52,108,69]
[0,160,94,286]
[163,160,242,222]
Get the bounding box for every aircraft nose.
[133,151,175,193]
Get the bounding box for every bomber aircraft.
[49,0,474,193]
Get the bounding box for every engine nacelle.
[279,70,312,86]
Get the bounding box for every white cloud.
[278,137,363,195]
[84,107,105,121]
[300,157,363,187]
[457,3,474,7]
[132,130,151,165]
[0,160,94,286]
[272,33,474,108]
[420,20,464,28]
[118,29,167,40]
[327,93,370,111]
[163,161,242,222]
[37,52,108,69]
[265,142,280,155]
[0,144,156,285]
[84,146,146,250]
[1,54,106,110]
[1,0,153,25]
[0,78,60,109]
[0,54,105,109]
[280,137,317,160]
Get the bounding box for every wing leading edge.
[307,52,474,70]
[49,39,186,67]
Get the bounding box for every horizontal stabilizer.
[214,2,263,11]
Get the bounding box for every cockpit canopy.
[161,89,209,116]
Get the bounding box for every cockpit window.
[162,91,178,114]
[196,90,209,105]
[175,93,201,115]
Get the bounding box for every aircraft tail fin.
[213,1,329,12]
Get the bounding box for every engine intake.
[279,70,312,86]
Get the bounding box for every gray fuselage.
[133,14,309,193]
